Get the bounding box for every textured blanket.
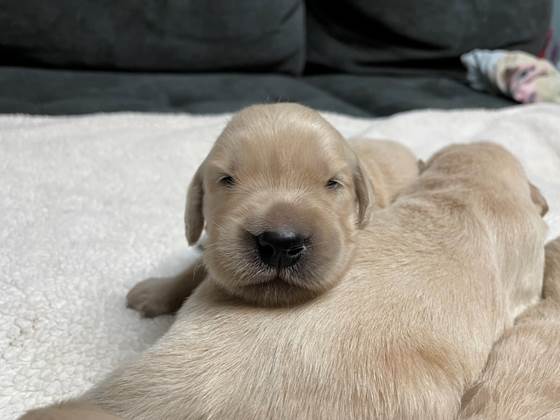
[2,105,560,419]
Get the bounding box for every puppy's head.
[185,103,374,306]
[423,142,549,217]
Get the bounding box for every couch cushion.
[306,0,552,73]
[0,66,514,117]
[0,0,305,74]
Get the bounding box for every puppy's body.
[77,144,546,419]
[460,238,560,420]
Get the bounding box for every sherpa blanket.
[2,105,560,419]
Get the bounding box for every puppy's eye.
[326,178,343,190]
[218,175,235,187]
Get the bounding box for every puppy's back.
[349,138,419,206]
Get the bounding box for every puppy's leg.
[20,401,122,420]
[127,257,207,317]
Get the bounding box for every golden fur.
[21,104,547,420]
[460,237,560,420]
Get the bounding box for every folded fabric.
[462,49,560,104]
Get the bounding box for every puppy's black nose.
[256,230,307,268]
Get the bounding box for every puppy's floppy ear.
[185,164,205,245]
[529,182,549,217]
[353,158,375,228]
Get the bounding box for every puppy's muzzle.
[255,229,308,269]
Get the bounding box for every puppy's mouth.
[239,271,312,302]
[243,268,303,289]
[239,249,316,290]
[212,227,323,305]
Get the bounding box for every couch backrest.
[306,0,552,73]
[0,0,551,75]
[0,0,305,74]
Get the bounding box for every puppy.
[460,237,560,420]
[22,103,419,419]
[126,134,419,316]
[22,109,546,419]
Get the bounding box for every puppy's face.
[185,104,374,306]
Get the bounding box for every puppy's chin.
[207,263,330,307]
[237,276,323,307]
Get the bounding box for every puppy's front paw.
[126,277,180,318]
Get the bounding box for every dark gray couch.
[0,0,552,117]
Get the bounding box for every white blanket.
[2,104,560,419]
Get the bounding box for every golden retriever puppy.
[126,135,419,317]
[460,237,560,420]
[22,108,547,419]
